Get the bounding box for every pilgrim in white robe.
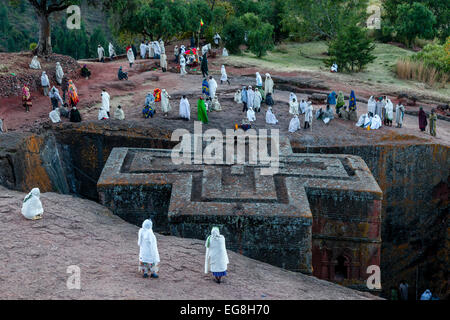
[331,63,338,72]
[220,65,228,82]
[138,219,160,275]
[395,104,405,127]
[101,91,110,114]
[49,109,61,123]
[264,73,274,98]
[211,96,222,111]
[30,56,41,69]
[21,188,44,220]
[160,53,167,71]
[109,42,116,58]
[161,89,172,113]
[254,90,262,112]
[304,102,313,124]
[205,227,229,275]
[127,48,135,66]
[256,72,263,87]
[148,43,154,58]
[247,107,256,122]
[208,77,218,99]
[98,46,105,61]
[371,114,382,129]
[385,99,394,121]
[299,100,307,114]
[289,115,301,133]
[289,100,299,115]
[234,90,242,104]
[367,96,376,115]
[179,97,190,120]
[247,87,255,109]
[266,107,278,124]
[180,55,187,75]
[159,40,165,54]
[114,106,125,120]
[222,48,229,56]
[41,72,50,96]
[140,42,147,59]
[55,62,64,85]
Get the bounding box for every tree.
[222,17,245,54]
[383,0,449,41]
[326,24,376,72]
[248,22,274,58]
[395,2,436,47]
[281,0,368,41]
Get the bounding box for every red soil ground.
[0,47,448,147]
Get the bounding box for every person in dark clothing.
[61,76,69,103]
[131,44,138,60]
[80,65,91,79]
[418,107,427,132]
[69,106,82,123]
[201,53,208,78]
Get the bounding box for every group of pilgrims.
[19,41,440,138]
[20,188,230,283]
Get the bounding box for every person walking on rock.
[138,219,160,279]
[205,227,229,284]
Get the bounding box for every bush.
[248,22,274,58]
[223,17,245,54]
[29,43,37,51]
[375,24,396,43]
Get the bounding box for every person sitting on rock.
[69,106,82,123]
[81,64,91,79]
[265,92,274,107]
[289,115,301,133]
[49,108,61,124]
[114,105,125,120]
[118,66,128,81]
[205,227,229,284]
[21,188,44,220]
[138,219,160,279]
[29,56,41,69]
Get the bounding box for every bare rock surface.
[0,186,379,300]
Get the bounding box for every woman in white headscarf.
[55,62,64,85]
[179,95,190,120]
[179,55,187,76]
[247,86,255,110]
[41,71,50,96]
[247,107,256,122]
[30,56,41,69]
[127,47,135,67]
[289,115,301,133]
[304,101,313,129]
[234,89,242,104]
[138,219,160,278]
[367,96,376,117]
[289,94,299,115]
[21,188,44,220]
[264,73,274,99]
[161,89,172,116]
[109,42,116,59]
[266,107,278,124]
[256,72,263,88]
[211,96,222,111]
[160,53,167,72]
[253,89,262,112]
[49,108,61,123]
[220,65,230,85]
[384,99,394,126]
[205,227,229,284]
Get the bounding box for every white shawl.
[21,188,44,220]
[30,56,41,69]
[179,98,190,120]
[127,48,135,64]
[205,227,229,273]
[247,107,256,122]
[49,109,61,123]
[266,107,278,124]
[161,89,172,113]
[55,62,64,84]
[220,65,227,82]
[289,116,300,133]
[138,219,160,264]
